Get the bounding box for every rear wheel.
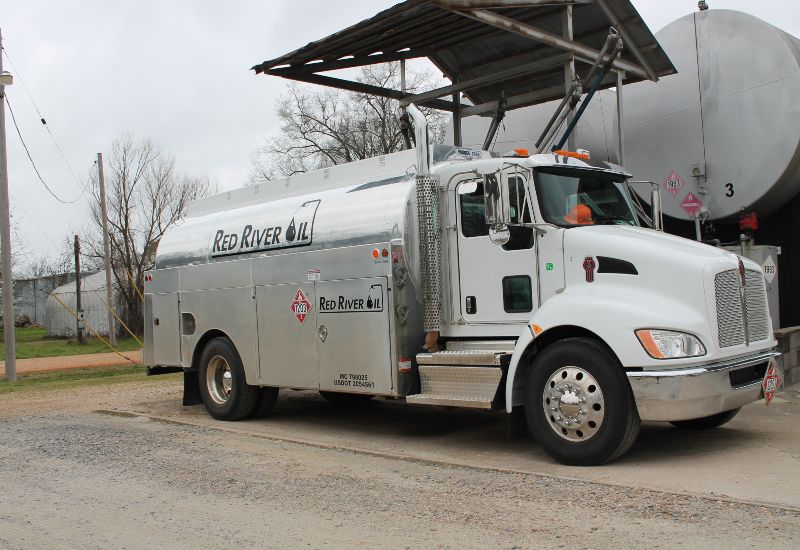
[198,337,259,420]
[669,408,740,430]
[524,337,640,466]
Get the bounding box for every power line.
[4,95,83,204]
[11,196,62,249]
[1,46,88,199]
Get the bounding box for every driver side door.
[455,173,537,326]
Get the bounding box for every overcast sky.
[1,0,798,269]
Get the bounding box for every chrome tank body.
[155,146,495,290]
[156,175,416,271]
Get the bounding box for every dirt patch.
[1,350,141,374]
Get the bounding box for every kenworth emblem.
[583,257,596,283]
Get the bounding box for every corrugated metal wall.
[45,272,114,337]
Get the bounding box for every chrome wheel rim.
[206,355,233,405]
[542,366,605,442]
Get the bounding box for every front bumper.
[626,350,782,422]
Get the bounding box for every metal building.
[45,272,115,337]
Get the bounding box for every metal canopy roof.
[252,0,675,116]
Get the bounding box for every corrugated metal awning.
[252,0,675,116]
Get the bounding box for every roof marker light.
[553,149,590,160]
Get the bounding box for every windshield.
[534,168,638,227]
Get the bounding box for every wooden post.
[74,235,84,344]
[97,153,116,345]
[0,27,16,381]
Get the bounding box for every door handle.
[318,324,328,342]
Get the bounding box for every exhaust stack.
[405,104,441,351]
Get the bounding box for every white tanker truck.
[144,106,782,465]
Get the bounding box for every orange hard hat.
[564,204,593,225]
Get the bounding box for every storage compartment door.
[317,277,392,394]
[255,282,319,388]
[151,292,181,366]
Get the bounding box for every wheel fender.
[506,325,535,413]
[505,286,706,412]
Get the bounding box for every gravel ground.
[1,379,799,549]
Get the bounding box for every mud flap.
[508,405,529,441]
[183,370,201,406]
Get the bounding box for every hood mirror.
[489,224,510,245]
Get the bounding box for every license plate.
[762,358,780,406]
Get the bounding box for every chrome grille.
[744,269,769,342]
[715,270,744,348]
[714,268,770,348]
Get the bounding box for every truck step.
[416,350,508,366]
[445,339,516,352]
[405,365,503,409]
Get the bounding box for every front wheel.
[524,338,640,466]
[669,408,740,430]
[198,337,260,421]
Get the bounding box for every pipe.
[459,8,650,80]
[405,103,430,176]
[650,183,663,231]
[552,36,622,151]
[482,93,507,151]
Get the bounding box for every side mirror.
[483,174,511,226]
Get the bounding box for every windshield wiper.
[593,216,635,225]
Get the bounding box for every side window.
[459,182,489,238]
[503,275,533,313]
[459,178,534,249]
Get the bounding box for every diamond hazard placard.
[290,289,311,324]
[679,192,703,217]
[761,255,777,285]
[662,170,685,197]
[762,359,780,405]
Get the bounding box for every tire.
[319,391,375,407]
[669,408,740,430]
[198,337,259,421]
[250,386,280,418]
[524,337,640,466]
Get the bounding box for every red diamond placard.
[290,289,311,324]
[762,359,780,405]
[662,170,685,197]
[680,192,703,217]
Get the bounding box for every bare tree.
[22,237,73,287]
[0,222,28,322]
[84,135,212,334]
[250,63,449,182]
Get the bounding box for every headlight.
[635,329,706,359]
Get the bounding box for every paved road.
[1,378,798,548]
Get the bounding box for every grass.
[0,364,179,394]
[0,326,142,359]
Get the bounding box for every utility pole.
[97,153,116,345]
[0,28,17,381]
[74,235,84,344]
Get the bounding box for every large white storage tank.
[455,8,800,223]
[622,8,800,222]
